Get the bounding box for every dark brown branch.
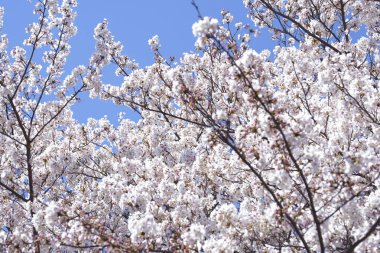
[258,0,341,53]
[0,180,28,202]
[345,216,380,253]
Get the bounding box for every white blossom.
[192,16,219,36]
[148,35,160,50]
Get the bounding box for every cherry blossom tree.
[0,0,379,252]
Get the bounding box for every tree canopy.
[0,0,379,252]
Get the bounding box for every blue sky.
[1,0,275,124]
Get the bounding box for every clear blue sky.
[2,1,275,124]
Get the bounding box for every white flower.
[235,22,243,29]
[45,202,61,229]
[211,204,238,228]
[241,33,251,42]
[221,11,233,24]
[182,223,206,248]
[148,35,160,50]
[128,212,162,243]
[192,17,219,36]
[0,230,7,243]
[203,237,236,253]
